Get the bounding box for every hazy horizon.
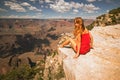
[0,17,95,20]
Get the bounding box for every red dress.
[76,33,90,54]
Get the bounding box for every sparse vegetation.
[54,64,65,79]
[0,65,38,80]
[86,23,94,30]
[88,7,120,27]
[46,63,65,80]
[109,7,120,14]
[43,51,65,80]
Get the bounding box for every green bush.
[109,7,120,14]
[86,24,94,30]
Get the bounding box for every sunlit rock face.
[58,24,120,80]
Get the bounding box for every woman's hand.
[73,54,79,58]
[90,44,94,49]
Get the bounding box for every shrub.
[86,24,94,30]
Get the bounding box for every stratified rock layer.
[58,24,120,80]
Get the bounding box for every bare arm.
[73,34,81,58]
[89,32,93,48]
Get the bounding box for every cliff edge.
[58,24,120,80]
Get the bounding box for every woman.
[60,17,93,58]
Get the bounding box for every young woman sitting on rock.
[60,17,93,58]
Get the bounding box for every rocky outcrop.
[58,24,120,80]
[33,50,66,80]
[43,52,65,80]
[94,7,120,27]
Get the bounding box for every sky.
[0,0,119,19]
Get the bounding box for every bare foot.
[57,44,64,48]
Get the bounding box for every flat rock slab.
[58,47,120,80]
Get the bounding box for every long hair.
[73,17,85,37]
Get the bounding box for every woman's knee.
[68,38,73,41]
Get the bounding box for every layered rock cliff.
[58,24,120,80]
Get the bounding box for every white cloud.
[83,3,100,13]
[4,1,26,12]
[30,0,36,2]
[29,6,42,12]
[0,8,7,12]
[29,6,37,10]
[106,10,109,13]
[49,0,99,14]
[21,2,31,7]
[21,2,42,12]
[73,9,79,14]
[39,0,54,4]
[87,0,96,2]
[2,0,100,19]
[70,2,84,9]
[49,0,72,13]
[45,0,54,3]
[4,1,42,12]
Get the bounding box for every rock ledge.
[58,24,120,80]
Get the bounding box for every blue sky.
[0,0,119,19]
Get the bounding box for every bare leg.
[60,37,76,51]
[60,39,70,47]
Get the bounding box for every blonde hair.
[73,17,85,37]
